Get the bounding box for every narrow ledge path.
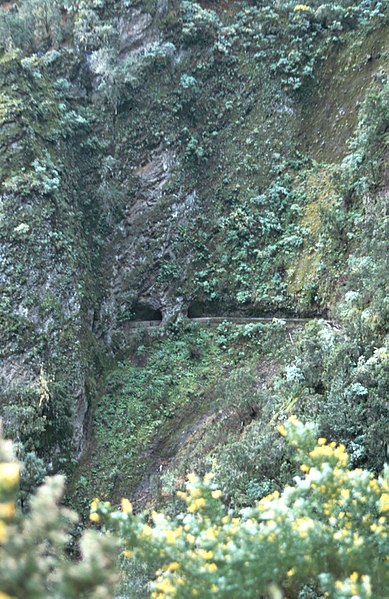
[124,315,334,334]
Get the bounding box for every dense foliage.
[0,424,117,598]
[1,420,387,597]
[93,418,389,598]
[0,0,388,596]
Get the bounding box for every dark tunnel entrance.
[131,303,163,322]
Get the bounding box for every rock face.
[0,2,196,460]
[107,146,196,332]
[119,9,157,55]
[119,10,155,53]
[119,0,169,54]
[0,55,93,460]
[84,0,200,340]
[96,0,198,331]
[130,148,176,217]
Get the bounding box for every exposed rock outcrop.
[119,0,168,54]
[105,146,196,335]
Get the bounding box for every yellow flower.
[90,498,99,512]
[205,527,218,541]
[204,562,218,572]
[188,498,206,513]
[0,502,16,519]
[288,415,299,424]
[292,517,314,539]
[349,572,359,582]
[0,463,20,489]
[277,424,287,437]
[89,512,100,523]
[166,562,180,571]
[187,473,197,483]
[334,529,348,540]
[204,473,215,482]
[187,533,195,544]
[177,491,188,501]
[369,479,380,493]
[262,490,280,502]
[155,577,177,595]
[123,549,134,558]
[189,487,202,498]
[0,593,13,599]
[294,4,312,11]
[211,490,222,499]
[379,493,389,512]
[121,498,133,513]
[141,524,153,538]
[165,527,183,544]
[287,568,295,577]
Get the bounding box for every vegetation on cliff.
[0,0,388,596]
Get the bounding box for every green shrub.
[94,417,389,598]
[0,423,117,599]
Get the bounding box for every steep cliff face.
[0,0,388,474]
[0,53,85,458]
[106,145,195,328]
[0,45,106,460]
[96,0,389,330]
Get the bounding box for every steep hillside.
[0,1,388,598]
[0,51,98,465]
[0,0,388,534]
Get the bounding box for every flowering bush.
[94,417,388,598]
[294,5,313,13]
[0,424,117,599]
[1,396,387,599]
